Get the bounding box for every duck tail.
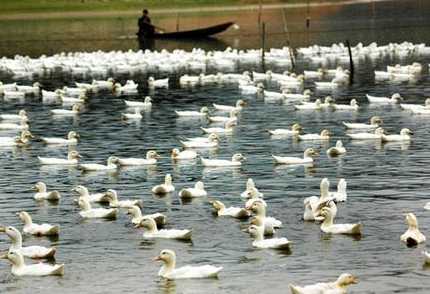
[406,237,418,247]
[53,264,65,276]
[288,284,302,294]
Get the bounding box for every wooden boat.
[139,22,234,40]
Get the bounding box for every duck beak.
[32,185,37,191]
[153,256,161,261]
[0,226,5,233]
[0,252,8,259]
[351,276,359,284]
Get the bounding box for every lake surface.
[1,1,430,293]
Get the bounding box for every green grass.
[0,0,283,14]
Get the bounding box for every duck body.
[79,156,118,171]
[171,149,197,160]
[38,156,78,165]
[201,153,245,167]
[289,273,358,294]
[144,229,192,240]
[79,198,118,219]
[152,174,175,194]
[400,213,426,246]
[23,223,60,236]
[179,182,207,198]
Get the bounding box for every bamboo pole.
[346,40,354,84]
[281,8,295,70]
[261,22,266,72]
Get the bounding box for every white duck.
[400,213,426,246]
[272,148,318,165]
[0,226,56,259]
[0,109,28,122]
[330,179,347,202]
[211,200,250,219]
[18,211,60,236]
[201,153,246,167]
[289,273,358,294]
[201,119,236,134]
[0,120,29,131]
[248,223,290,250]
[127,205,167,227]
[381,128,413,142]
[50,103,82,115]
[104,189,142,208]
[78,197,118,219]
[298,129,330,141]
[346,127,385,140]
[342,116,383,129]
[152,174,175,194]
[59,93,86,105]
[154,249,222,279]
[319,206,362,235]
[179,181,207,198]
[267,123,302,136]
[79,156,119,171]
[175,107,209,117]
[423,251,430,265]
[240,178,264,199]
[72,185,109,203]
[148,77,169,88]
[181,134,219,148]
[171,148,197,160]
[0,130,34,147]
[208,109,239,123]
[140,217,192,240]
[326,140,346,157]
[124,96,152,108]
[213,99,246,112]
[116,150,159,166]
[303,178,336,222]
[41,131,79,145]
[246,200,282,236]
[333,99,359,111]
[33,182,61,201]
[400,98,430,111]
[294,99,322,110]
[366,93,403,104]
[0,251,64,276]
[38,150,81,165]
[122,108,142,120]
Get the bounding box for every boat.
[138,22,234,40]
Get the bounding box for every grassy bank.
[0,0,287,14]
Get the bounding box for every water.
[1,1,430,293]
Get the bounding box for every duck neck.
[320,184,330,200]
[9,234,22,251]
[131,207,142,219]
[21,214,32,226]
[146,221,158,234]
[160,260,175,276]
[322,212,334,227]
[253,226,265,241]
[255,206,266,218]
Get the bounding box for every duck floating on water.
[289,273,358,294]
[18,211,60,236]
[0,251,64,276]
[33,181,61,201]
[154,249,222,280]
[140,217,192,240]
[400,213,426,246]
[211,200,250,219]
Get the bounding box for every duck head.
[211,200,225,212]
[208,133,220,143]
[194,181,205,190]
[370,116,383,125]
[336,273,359,288]
[139,217,157,232]
[154,249,176,272]
[17,211,32,225]
[68,151,81,160]
[304,148,318,158]
[171,148,181,158]
[0,251,25,267]
[68,131,80,140]
[405,213,418,228]
[400,128,413,136]
[232,153,246,162]
[33,181,47,193]
[71,185,89,196]
[146,150,160,160]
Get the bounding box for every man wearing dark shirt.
[137,9,154,37]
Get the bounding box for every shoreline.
[0,0,393,21]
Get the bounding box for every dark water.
[1,1,430,293]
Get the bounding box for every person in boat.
[137,9,155,38]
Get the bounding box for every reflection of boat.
[139,22,234,40]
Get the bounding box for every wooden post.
[261,22,266,72]
[258,0,262,33]
[346,40,354,84]
[282,8,295,70]
[176,13,180,32]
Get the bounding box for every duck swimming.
[326,140,346,157]
[346,127,385,140]
[213,99,246,112]
[298,129,330,140]
[0,226,56,259]
[289,273,358,294]
[0,109,28,122]
[116,150,159,166]
[78,197,118,219]
[152,174,175,194]
[38,150,81,165]
[246,200,282,236]
[273,148,318,165]
[121,108,142,120]
[154,249,222,279]
[140,217,192,240]
[104,189,142,208]
[18,211,60,236]
[175,106,209,117]
[124,96,152,108]
[181,133,219,148]
[179,181,207,198]
[128,205,167,227]
[240,178,264,199]
[41,130,79,145]
[33,182,61,201]
[201,119,236,134]
[79,156,119,171]
[342,116,383,129]
[366,93,403,104]
[201,153,246,167]
[0,251,64,276]
[50,103,82,115]
[318,206,362,235]
[0,130,34,147]
[72,185,110,203]
[211,200,250,219]
[248,222,290,250]
[171,148,197,160]
[400,213,426,246]
[208,109,239,123]
[381,128,413,142]
[267,123,302,136]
